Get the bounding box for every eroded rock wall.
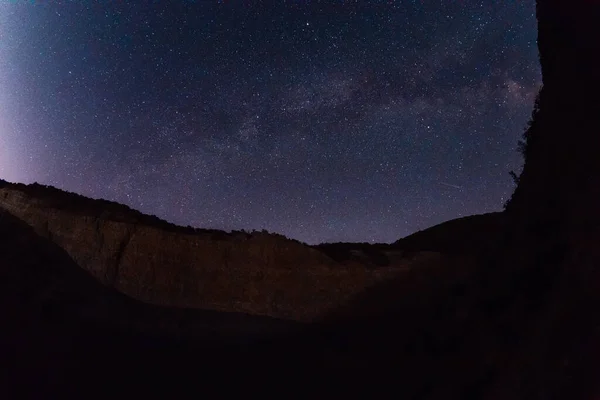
[0,185,415,321]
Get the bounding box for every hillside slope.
[393,212,507,255]
[0,180,426,321]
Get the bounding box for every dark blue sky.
[0,0,540,244]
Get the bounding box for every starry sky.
[0,0,540,244]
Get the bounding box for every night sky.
[0,0,540,244]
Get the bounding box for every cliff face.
[0,181,431,322]
[0,207,317,397]
[489,1,600,397]
[508,0,600,230]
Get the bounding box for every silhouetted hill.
[0,179,270,239]
[315,213,506,268]
[393,212,507,255]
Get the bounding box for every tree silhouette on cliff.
[503,89,542,210]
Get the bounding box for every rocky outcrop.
[0,180,429,322]
[477,1,600,397]
[0,208,315,397]
[507,0,600,229]
[0,208,299,341]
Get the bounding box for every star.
[0,0,541,244]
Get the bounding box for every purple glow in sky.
[0,0,541,244]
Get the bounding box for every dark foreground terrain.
[2,205,599,399]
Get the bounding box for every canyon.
[2,0,600,398]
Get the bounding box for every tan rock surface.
[0,181,425,321]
